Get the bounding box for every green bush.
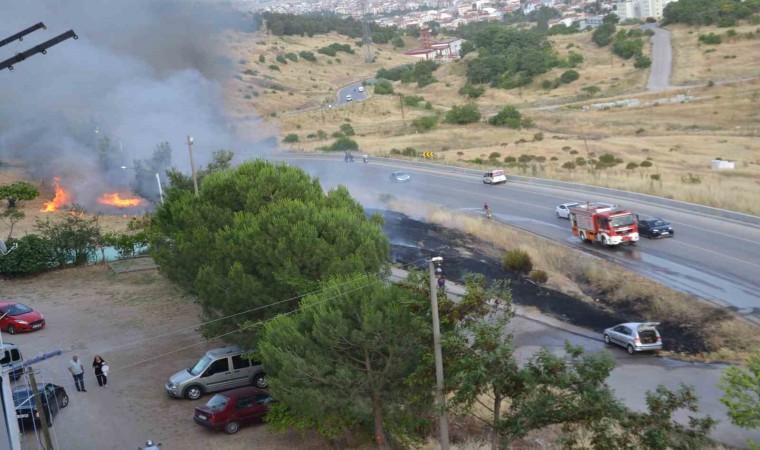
[504,156,517,163]
[403,95,424,107]
[489,106,522,129]
[0,235,54,276]
[298,51,317,62]
[392,36,405,48]
[634,55,652,68]
[401,147,418,157]
[593,23,616,47]
[285,52,298,62]
[567,51,584,68]
[268,64,280,71]
[459,83,486,99]
[562,161,576,169]
[276,54,288,64]
[529,269,548,284]
[283,133,299,143]
[699,33,722,45]
[626,162,639,170]
[374,80,394,95]
[488,152,501,160]
[533,132,544,142]
[339,123,356,136]
[326,137,359,151]
[640,160,653,167]
[502,249,533,276]
[445,104,481,124]
[412,116,438,133]
[612,38,644,59]
[259,54,266,63]
[559,69,580,84]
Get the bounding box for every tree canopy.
[663,0,759,26]
[150,159,389,347]
[720,350,760,430]
[260,274,430,448]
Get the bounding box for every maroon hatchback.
[193,386,275,434]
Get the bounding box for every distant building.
[615,0,674,20]
[578,15,604,28]
[404,33,464,60]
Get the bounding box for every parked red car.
[193,387,275,434]
[0,302,45,334]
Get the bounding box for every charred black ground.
[377,209,707,354]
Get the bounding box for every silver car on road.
[603,322,662,354]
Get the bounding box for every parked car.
[13,383,69,428]
[0,302,45,334]
[358,86,365,93]
[555,202,580,219]
[193,386,276,434]
[482,170,507,184]
[603,322,662,355]
[346,94,352,102]
[1,342,25,381]
[165,346,267,400]
[390,171,411,182]
[636,215,674,238]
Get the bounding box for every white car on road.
[346,94,352,102]
[555,202,580,219]
[358,86,365,93]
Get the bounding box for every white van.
[483,170,507,184]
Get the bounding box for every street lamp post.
[120,166,164,204]
[187,136,199,197]
[429,256,450,450]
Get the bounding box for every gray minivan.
[165,346,267,400]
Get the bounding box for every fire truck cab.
[569,202,639,246]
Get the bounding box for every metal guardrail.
[285,153,760,227]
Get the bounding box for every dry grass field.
[670,23,760,85]
[223,25,760,215]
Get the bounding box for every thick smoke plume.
[0,0,259,207]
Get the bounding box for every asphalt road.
[335,80,369,107]
[509,315,759,448]
[644,24,673,91]
[272,154,760,320]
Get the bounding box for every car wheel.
[602,236,610,246]
[603,334,611,345]
[253,374,268,389]
[579,231,588,243]
[184,385,204,400]
[7,325,16,335]
[627,345,635,355]
[556,211,560,218]
[224,421,240,434]
[60,394,69,408]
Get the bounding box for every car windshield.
[205,394,229,412]
[610,213,635,228]
[653,220,666,226]
[6,304,32,316]
[189,355,212,376]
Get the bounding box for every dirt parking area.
[1,265,325,450]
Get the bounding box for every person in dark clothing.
[437,275,445,290]
[93,355,108,388]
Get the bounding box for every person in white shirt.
[68,355,86,392]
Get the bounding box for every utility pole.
[186,136,199,196]
[399,94,405,119]
[2,350,62,450]
[27,369,53,450]
[428,257,450,450]
[155,173,165,204]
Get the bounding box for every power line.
[60,257,430,389]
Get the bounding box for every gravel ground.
[2,265,327,450]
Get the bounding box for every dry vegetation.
[385,199,760,363]
[670,22,760,85]
[223,24,760,215]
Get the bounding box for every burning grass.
[384,199,760,362]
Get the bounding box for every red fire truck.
[569,203,639,246]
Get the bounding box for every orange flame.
[41,177,72,212]
[98,193,143,209]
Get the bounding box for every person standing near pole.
[68,355,86,392]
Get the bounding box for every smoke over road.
[0,0,263,208]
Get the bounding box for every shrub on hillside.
[559,69,580,84]
[529,270,548,284]
[298,51,317,62]
[699,33,722,45]
[0,235,54,276]
[412,116,438,133]
[503,249,533,276]
[374,80,394,95]
[634,55,652,68]
[444,104,481,124]
[459,83,486,99]
[488,106,522,129]
[325,137,358,151]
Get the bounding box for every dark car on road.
[193,386,276,434]
[636,215,674,238]
[13,383,69,428]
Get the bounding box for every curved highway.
[272,153,760,321]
